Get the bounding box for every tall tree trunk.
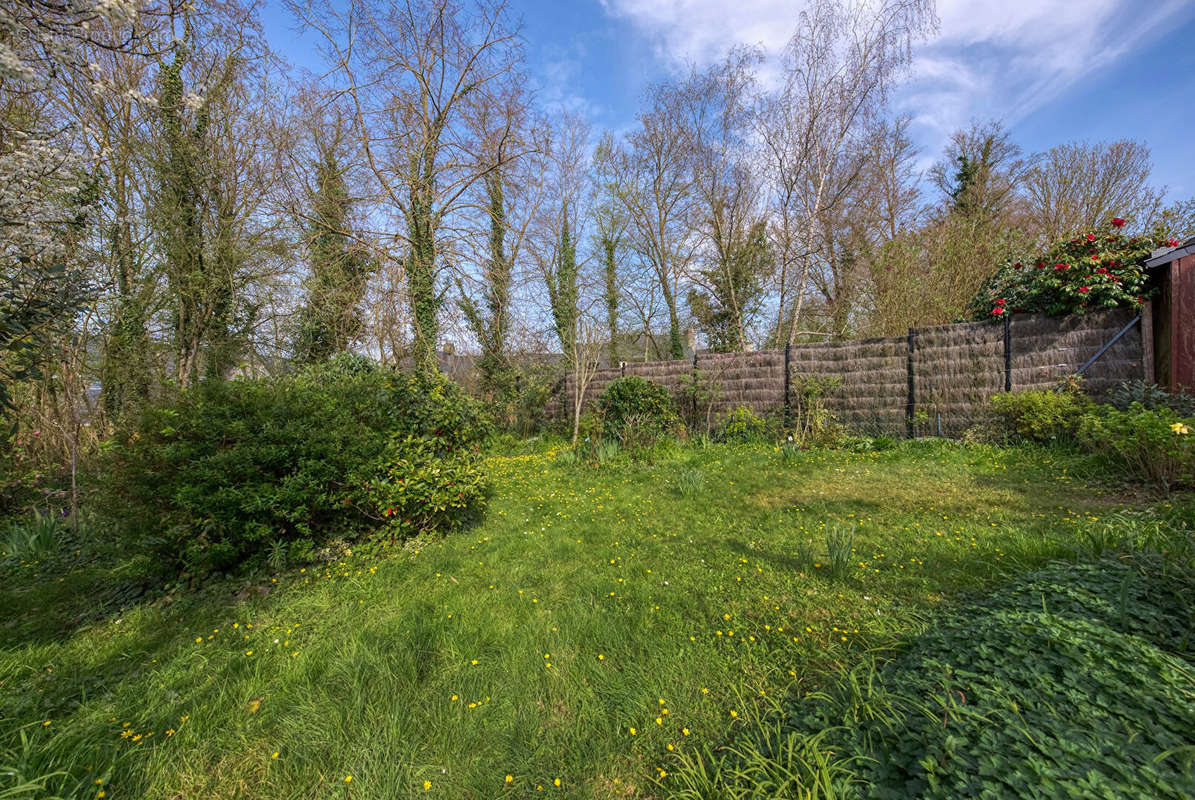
[407,178,440,376]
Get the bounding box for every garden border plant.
[95,355,491,575]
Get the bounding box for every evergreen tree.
[545,203,579,358]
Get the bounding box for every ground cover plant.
[4,435,1192,798]
[788,557,1195,799]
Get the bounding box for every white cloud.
[600,0,1195,161]
[899,0,1192,156]
[533,41,606,118]
[598,0,795,68]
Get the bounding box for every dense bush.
[1108,379,1195,416]
[98,357,490,574]
[715,405,767,443]
[482,366,560,436]
[1078,403,1194,491]
[597,376,679,447]
[786,559,1195,799]
[989,386,1092,443]
[971,220,1168,318]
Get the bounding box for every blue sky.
[261,0,1195,202]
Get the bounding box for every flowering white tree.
[0,0,145,410]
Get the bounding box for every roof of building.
[1145,235,1195,269]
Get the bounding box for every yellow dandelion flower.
[424,780,432,790]
[554,778,561,787]
[344,776,352,783]
[505,774,513,783]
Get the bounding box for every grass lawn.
[0,439,1184,798]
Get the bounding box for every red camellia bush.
[971,219,1171,319]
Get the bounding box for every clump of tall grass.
[665,688,860,799]
[825,524,855,579]
[1,511,61,562]
[675,466,705,498]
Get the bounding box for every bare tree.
[590,131,629,364]
[1022,139,1164,240]
[759,0,936,345]
[682,49,768,352]
[605,82,700,359]
[454,84,540,391]
[569,317,603,445]
[527,111,590,358]
[289,0,525,376]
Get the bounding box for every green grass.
[0,439,1187,798]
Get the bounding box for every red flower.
[1035,260,1045,269]
[1013,262,1023,270]
[1096,267,1108,275]
[1111,217,1126,228]
[1137,296,1146,304]
[1086,233,1096,242]
[1091,255,1099,261]
[996,298,1006,306]
[1054,262,1068,270]
[1166,238,1181,247]
[1078,286,1090,294]
[991,306,1005,315]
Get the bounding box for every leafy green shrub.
[1109,379,1195,416]
[484,367,561,436]
[971,221,1166,318]
[597,376,678,448]
[98,358,490,574]
[989,386,1091,443]
[716,405,766,443]
[1077,403,1194,491]
[786,559,1195,799]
